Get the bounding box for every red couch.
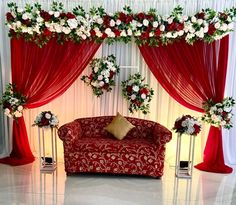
[58,116,172,177]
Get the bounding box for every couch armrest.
[152,123,172,147]
[57,120,82,144]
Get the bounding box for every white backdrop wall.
[0,0,235,165]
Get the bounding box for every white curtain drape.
[0,0,235,165]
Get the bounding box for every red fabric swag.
[0,38,100,166]
[139,36,232,173]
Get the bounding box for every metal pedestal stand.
[38,127,57,171]
[175,133,196,178]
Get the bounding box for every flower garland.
[0,83,26,119]
[121,73,154,114]
[202,97,235,129]
[173,115,202,136]
[81,55,120,97]
[33,111,59,128]
[5,2,236,47]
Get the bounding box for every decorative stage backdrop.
[0,0,236,170]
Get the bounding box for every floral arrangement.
[5,2,236,47]
[81,55,120,97]
[201,97,235,129]
[121,73,154,114]
[173,115,202,136]
[0,83,26,119]
[33,111,59,128]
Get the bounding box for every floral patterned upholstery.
[58,116,172,177]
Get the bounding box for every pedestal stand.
[38,127,57,171]
[175,133,196,178]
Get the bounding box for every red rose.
[174,120,183,130]
[140,31,149,40]
[196,12,205,19]
[22,19,31,26]
[6,12,14,21]
[193,124,201,134]
[219,12,228,21]
[137,12,145,20]
[134,100,141,106]
[3,101,11,110]
[222,111,228,118]
[89,74,93,80]
[146,14,154,21]
[125,14,133,23]
[43,28,51,37]
[102,32,108,39]
[90,29,96,37]
[66,12,76,19]
[154,29,161,36]
[60,12,67,18]
[118,12,126,22]
[176,23,184,31]
[40,10,51,21]
[103,84,109,90]
[126,86,133,93]
[103,15,110,27]
[109,71,114,79]
[113,29,121,37]
[139,88,149,95]
[208,23,216,35]
[167,22,177,31]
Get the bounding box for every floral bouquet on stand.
[173,115,202,136]
[81,55,120,97]
[201,97,235,129]
[33,111,59,128]
[121,73,154,114]
[0,83,26,119]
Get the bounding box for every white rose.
[4,108,10,114]
[110,19,115,27]
[167,18,173,24]
[45,113,52,119]
[182,15,188,21]
[96,18,103,24]
[214,22,220,29]
[153,21,158,28]
[221,121,226,126]
[14,111,22,118]
[98,75,103,80]
[99,81,105,87]
[160,25,165,31]
[67,19,78,29]
[36,17,43,23]
[224,107,232,112]
[17,105,23,111]
[17,8,23,13]
[94,67,99,73]
[132,85,139,92]
[105,28,112,35]
[134,31,141,36]
[22,13,29,20]
[54,11,60,18]
[197,19,203,25]
[191,16,197,23]
[127,28,132,36]
[143,19,149,26]
[220,23,228,31]
[116,19,121,25]
[62,27,71,34]
[131,94,136,100]
[141,93,146,99]
[120,30,127,37]
[49,11,54,15]
[227,23,234,30]
[55,24,62,33]
[166,32,172,38]
[149,32,154,37]
[81,34,87,40]
[189,27,195,33]
[178,30,184,36]
[203,25,209,33]
[16,21,22,28]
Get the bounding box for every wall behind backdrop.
[0,0,235,165]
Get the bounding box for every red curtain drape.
[0,38,100,165]
[139,36,232,173]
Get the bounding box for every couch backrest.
[75,116,156,139]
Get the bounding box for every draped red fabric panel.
[139,36,232,173]
[0,38,100,165]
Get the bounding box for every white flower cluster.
[81,55,119,97]
[202,97,235,129]
[34,111,59,128]
[4,98,24,118]
[6,3,236,46]
[181,117,201,135]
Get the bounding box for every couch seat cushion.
[73,138,156,156]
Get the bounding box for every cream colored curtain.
[1,0,236,165]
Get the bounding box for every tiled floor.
[0,160,236,205]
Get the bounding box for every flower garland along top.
[202,97,235,129]
[81,55,120,97]
[6,2,236,47]
[121,73,154,114]
[33,111,59,128]
[0,83,26,119]
[173,115,201,136]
